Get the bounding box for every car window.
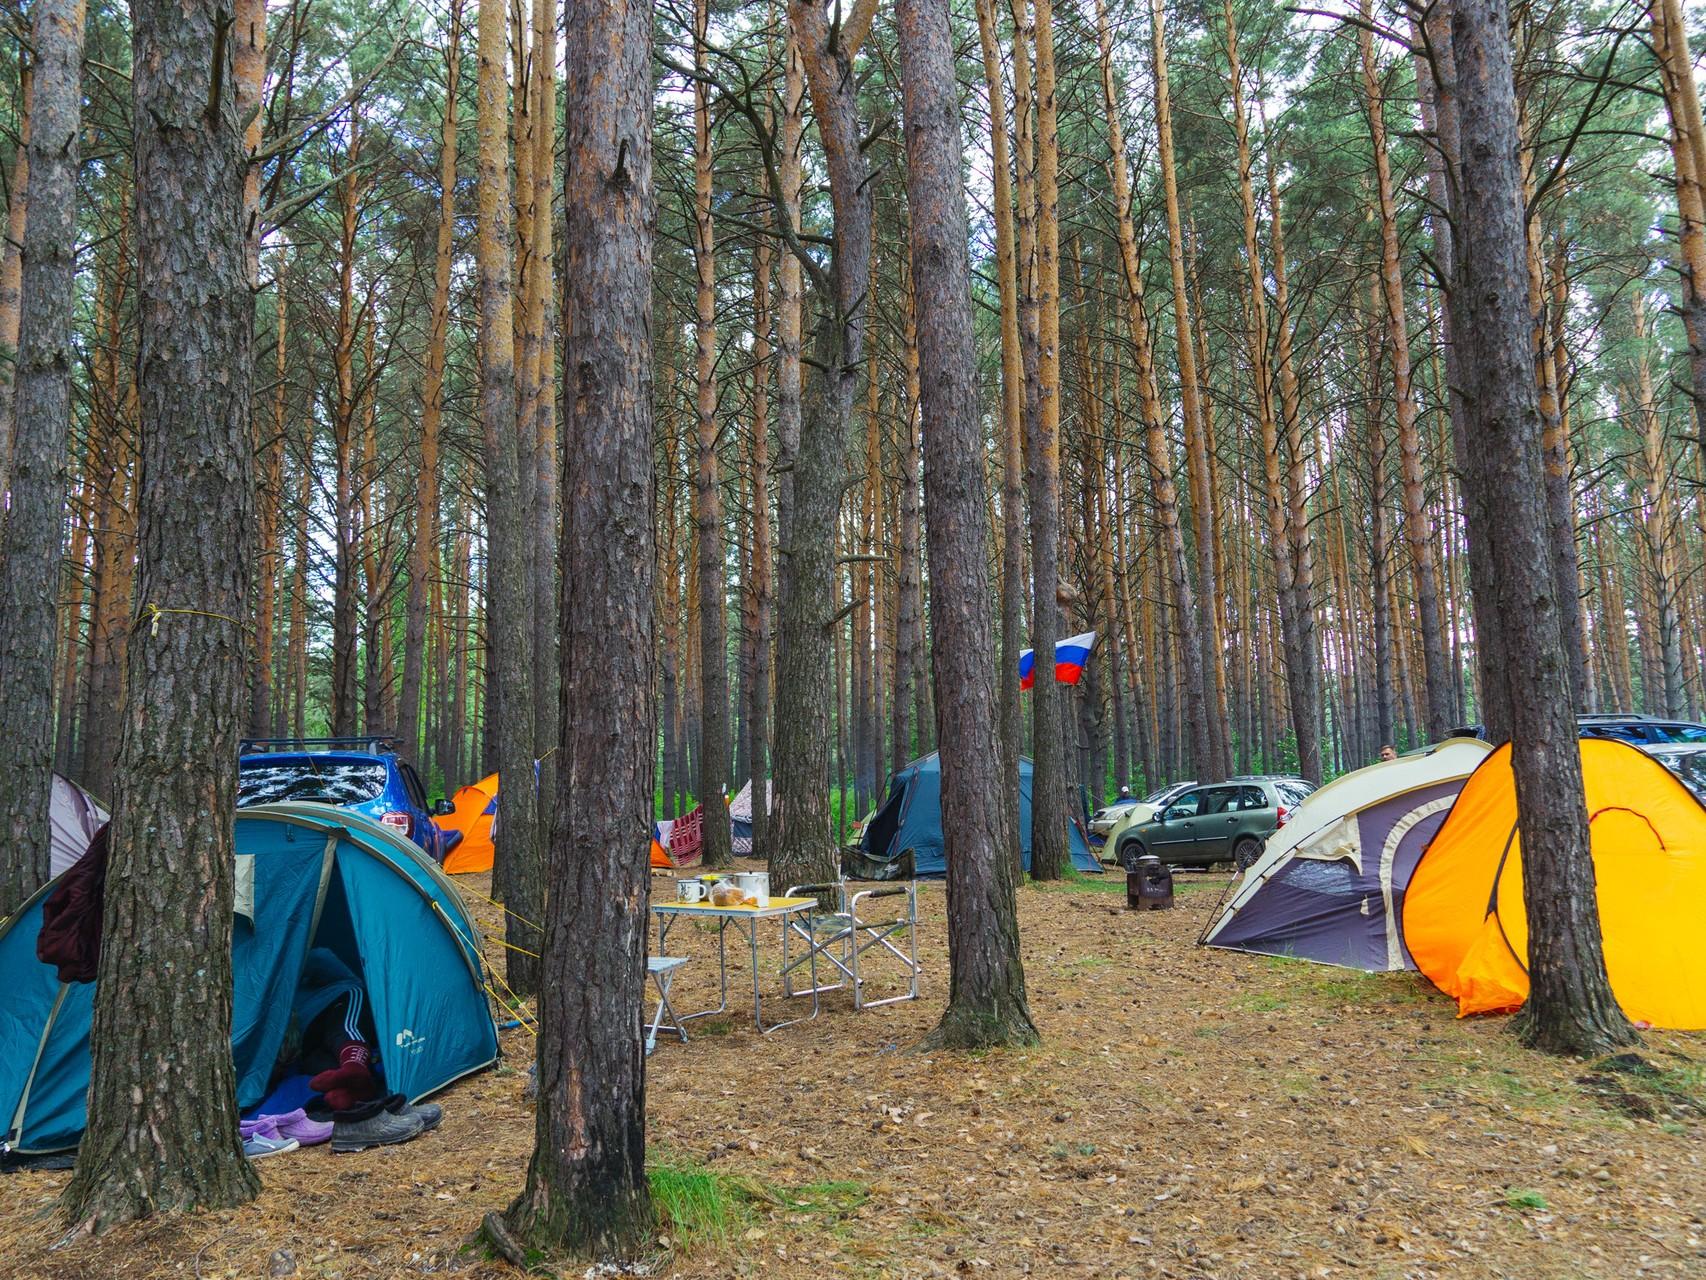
[1653,724,1706,744]
[1199,786,1244,815]
[1277,782,1312,806]
[1143,784,1174,805]
[400,763,429,810]
[238,760,388,807]
[1239,786,1269,811]
[1165,789,1203,819]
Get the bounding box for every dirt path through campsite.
[4,865,1702,1279]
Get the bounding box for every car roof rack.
[240,736,401,756]
[1577,712,1659,722]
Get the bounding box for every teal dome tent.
[0,803,499,1155]
[849,753,1102,880]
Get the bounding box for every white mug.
[678,878,707,903]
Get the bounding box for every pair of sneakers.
[330,1092,442,1154]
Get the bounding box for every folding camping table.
[650,897,821,1034]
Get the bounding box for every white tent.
[1200,738,1492,971]
[49,773,108,877]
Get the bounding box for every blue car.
[237,737,459,864]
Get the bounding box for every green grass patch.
[646,1157,870,1255]
[649,1162,745,1248]
[1234,992,1289,1013]
[1505,1188,1548,1212]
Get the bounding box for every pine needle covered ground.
[3,866,1701,1278]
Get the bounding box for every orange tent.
[1404,739,1706,1030]
[438,773,498,874]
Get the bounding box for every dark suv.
[1115,775,1315,871]
[237,737,458,863]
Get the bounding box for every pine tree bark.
[1360,2,1453,741]
[976,0,1026,872]
[528,0,559,821]
[290,418,312,737]
[899,0,1038,1050]
[61,0,260,1224]
[402,2,461,768]
[1651,0,1706,455]
[238,0,273,736]
[692,0,732,868]
[499,0,654,1252]
[1630,297,1685,716]
[477,0,540,991]
[1266,164,1322,775]
[1026,0,1070,879]
[770,0,876,898]
[330,129,363,738]
[749,239,774,856]
[1364,300,1396,749]
[1449,0,1637,1056]
[774,24,805,594]
[81,208,134,799]
[0,61,30,498]
[893,280,923,777]
[0,0,83,917]
[251,255,286,737]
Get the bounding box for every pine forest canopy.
[1,0,1704,840]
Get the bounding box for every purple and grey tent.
[1200,738,1492,971]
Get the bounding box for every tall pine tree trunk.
[750,239,773,856]
[403,0,461,767]
[528,0,559,821]
[0,0,83,916]
[1449,0,1636,1056]
[499,0,654,1251]
[693,0,732,868]
[900,0,1038,1051]
[61,0,260,1223]
[975,0,1026,873]
[476,0,540,992]
[1026,0,1071,879]
[770,0,876,898]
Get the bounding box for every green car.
[1113,776,1315,871]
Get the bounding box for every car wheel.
[1233,837,1263,872]
[1119,840,1145,872]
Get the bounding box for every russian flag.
[1019,631,1097,690]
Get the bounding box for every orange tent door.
[439,773,499,874]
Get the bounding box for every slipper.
[247,1108,334,1148]
[244,1134,300,1160]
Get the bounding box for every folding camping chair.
[646,956,690,1054]
[780,881,920,1010]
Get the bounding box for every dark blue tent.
[0,803,498,1155]
[848,753,1101,879]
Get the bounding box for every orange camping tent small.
[438,773,498,874]
[1404,738,1706,1030]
